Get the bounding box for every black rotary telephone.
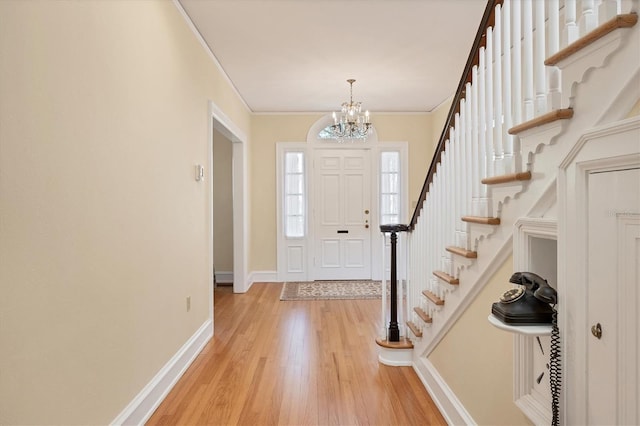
[493,272,561,426]
[492,271,557,324]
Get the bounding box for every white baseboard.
[110,319,213,425]
[248,270,278,284]
[413,357,476,426]
[215,270,233,284]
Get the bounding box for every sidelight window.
[380,151,400,225]
[284,151,305,238]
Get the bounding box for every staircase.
[378,0,639,404]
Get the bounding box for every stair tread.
[422,290,445,306]
[433,270,459,285]
[375,337,414,349]
[482,171,532,185]
[508,109,573,135]
[406,321,422,338]
[413,307,433,323]
[546,13,638,66]
[461,216,501,225]
[446,246,478,258]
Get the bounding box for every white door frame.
[558,116,640,424]
[208,101,248,303]
[276,115,408,282]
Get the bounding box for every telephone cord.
[550,308,561,426]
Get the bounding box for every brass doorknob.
[364,210,369,214]
[591,323,602,339]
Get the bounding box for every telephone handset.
[492,272,557,324]
[492,272,561,426]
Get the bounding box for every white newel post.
[502,0,517,173]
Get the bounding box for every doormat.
[280,280,382,301]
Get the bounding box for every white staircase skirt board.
[413,358,476,426]
[110,320,213,426]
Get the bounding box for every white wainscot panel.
[345,239,365,267]
[321,239,340,267]
[287,245,304,273]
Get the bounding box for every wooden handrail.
[409,0,501,230]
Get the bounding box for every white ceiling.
[179,0,487,113]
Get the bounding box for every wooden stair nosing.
[375,337,414,349]
[461,216,501,225]
[482,171,532,185]
[422,290,445,306]
[508,109,574,135]
[413,307,433,323]
[406,321,422,338]
[433,270,460,285]
[446,246,478,259]
[545,13,638,66]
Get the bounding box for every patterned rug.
[280,280,382,301]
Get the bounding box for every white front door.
[313,149,371,280]
[587,167,640,425]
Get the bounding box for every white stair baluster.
[547,0,562,110]
[503,0,517,173]
[381,232,387,336]
[534,0,548,115]
[471,65,481,219]
[454,111,463,249]
[599,0,620,25]
[464,84,474,240]
[565,0,580,46]
[477,48,488,217]
[581,0,599,37]
[512,0,523,127]
[486,26,495,180]
[494,4,505,176]
[523,0,535,120]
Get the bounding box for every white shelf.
[488,314,552,336]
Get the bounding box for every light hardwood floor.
[147,283,446,425]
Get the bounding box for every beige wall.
[628,98,640,117]
[429,256,532,425]
[213,129,234,272]
[0,1,249,424]
[248,114,437,272]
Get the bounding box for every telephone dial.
[492,271,557,325]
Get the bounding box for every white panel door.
[587,168,640,425]
[313,149,371,280]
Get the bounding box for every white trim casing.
[512,218,558,426]
[214,271,234,284]
[558,116,640,425]
[110,320,213,426]
[249,270,278,284]
[208,101,249,294]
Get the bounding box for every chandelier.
[327,79,373,141]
